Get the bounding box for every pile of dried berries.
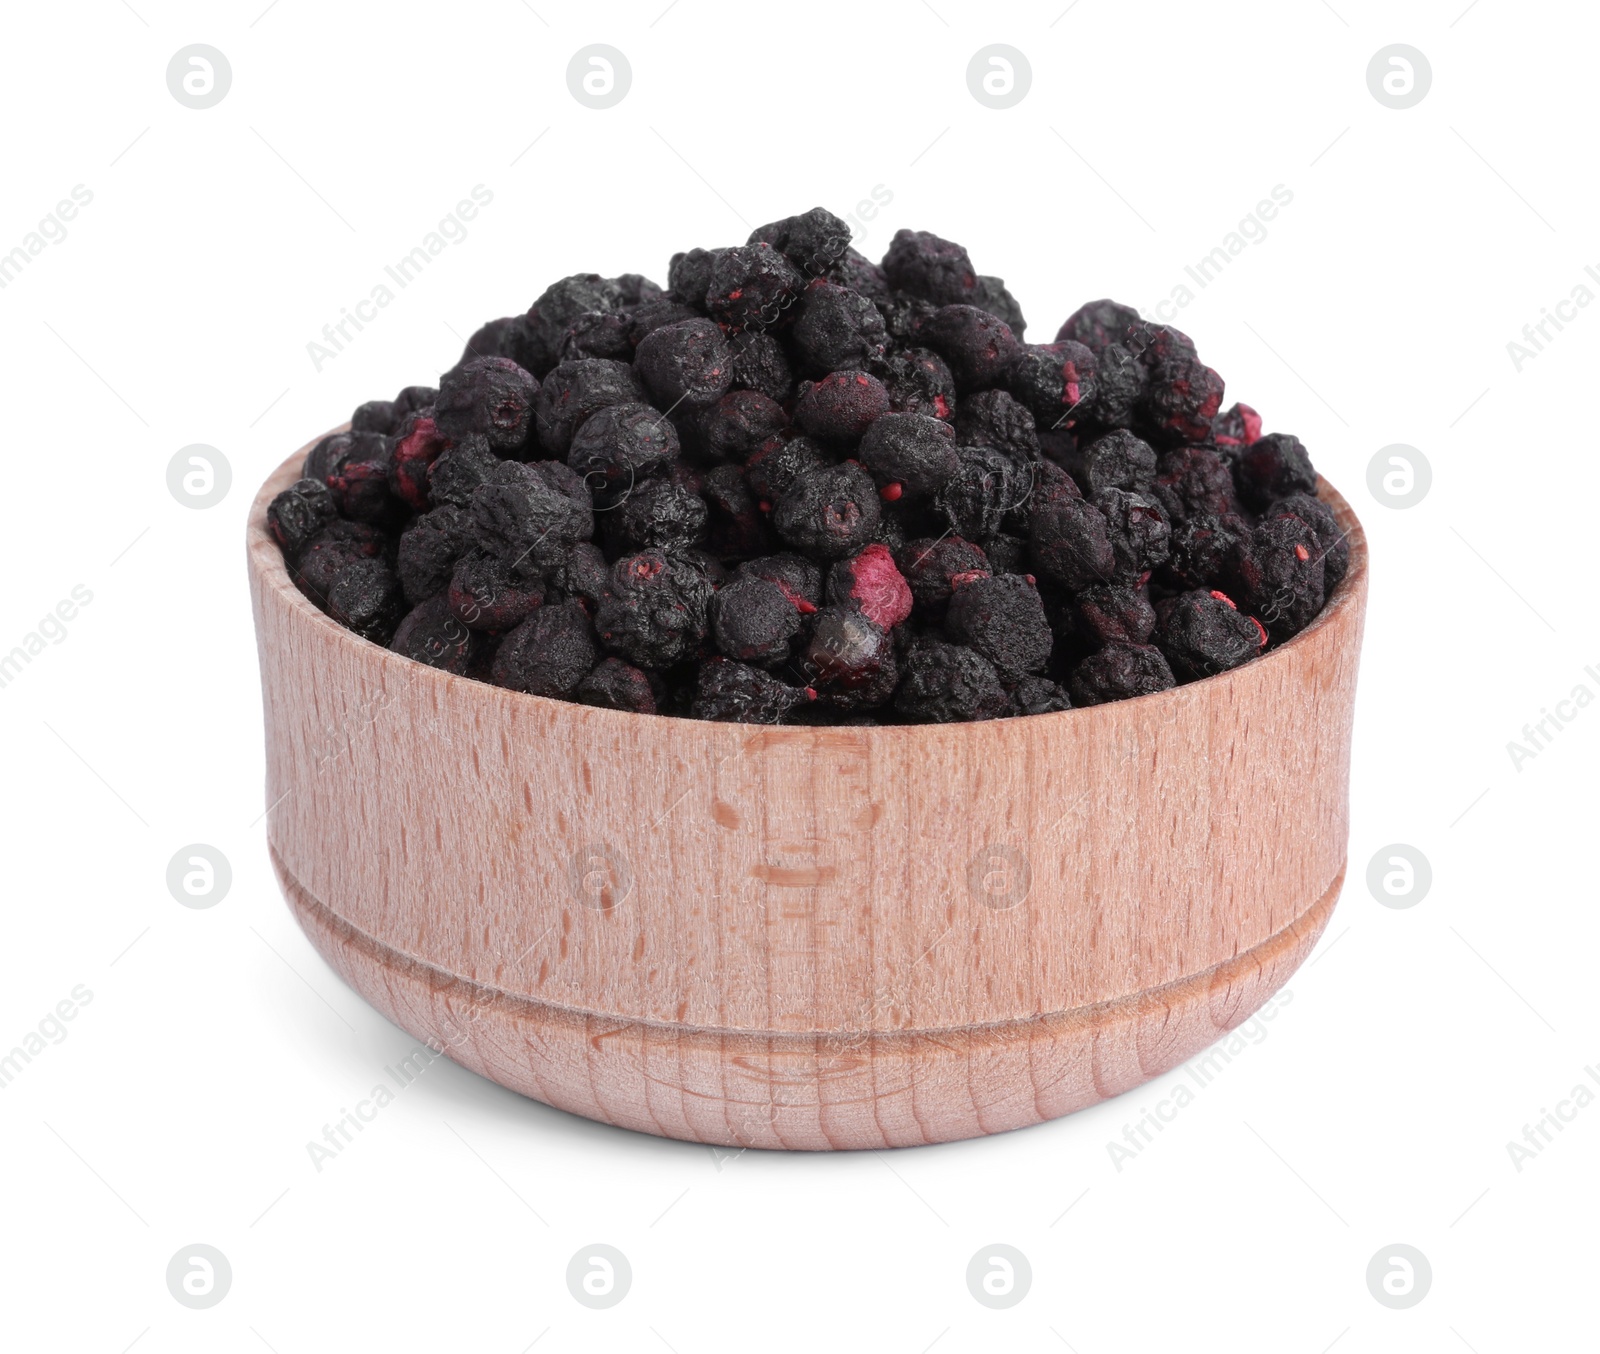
[270,208,1346,723]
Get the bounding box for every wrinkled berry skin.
[739,553,822,611]
[1094,488,1171,582]
[802,606,899,711]
[698,392,787,463]
[955,390,1038,461]
[388,414,449,509]
[434,357,539,454]
[397,505,476,606]
[894,536,989,618]
[919,305,1022,391]
[972,275,1026,337]
[534,359,642,457]
[938,445,1031,543]
[1009,676,1073,716]
[858,413,958,501]
[427,435,500,510]
[524,274,626,377]
[471,460,594,573]
[391,594,474,674]
[1079,430,1157,498]
[1155,590,1265,681]
[701,464,772,561]
[322,432,400,527]
[1235,515,1326,641]
[1234,432,1318,510]
[729,332,794,403]
[1151,444,1237,524]
[1028,495,1115,591]
[944,573,1051,682]
[1056,298,1141,354]
[826,543,913,630]
[1074,583,1156,647]
[575,657,659,715]
[594,550,713,668]
[894,637,1008,723]
[290,520,387,608]
[268,478,339,560]
[603,472,709,555]
[1164,512,1251,591]
[748,206,853,276]
[635,319,734,409]
[1270,492,1348,591]
[448,552,543,631]
[705,243,803,331]
[880,346,956,420]
[328,557,405,644]
[745,435,824,503]
[773,462,881,560]
[691,657,810,723]
[792,281,889,374]
[1139,339,1224,445]
[794,370,891,443]
[1068,643,1176,707]
[711,575,802,666]
[490,599,598,698]
[1008,341,1097,430]
[883,229,977,306]
[567,401,678,487]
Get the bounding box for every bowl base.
[273,848,1341,1150]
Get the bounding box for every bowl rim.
[248,429,1368,739]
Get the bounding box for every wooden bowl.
[248,435,1368,1150]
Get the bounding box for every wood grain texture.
[248,435,1369,1148]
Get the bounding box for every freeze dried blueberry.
[858,412,958,501]
[1007,341,1097,431]
[524,274,626,376]
[1074,583,1156,646]
[448,552,543,631]
[594,550,714,668]
[972,275,1026,337]
[397,504,476,606]
[1055,299,1141,354]
[567,401,679,488]
[705,243,803,331]
[426,434,501,510]
[1234,432,1317,511]
[290,520,387,608]
[938,444,1031,542]
[794,370,891,443]
[558,308,636,363]
[667,247,724,311]
[919,305,1022,392]
[983,532,1029,575]
[802,606,898,711]
[745,434,825,503]
[1269,492,1348,591]
[1089,343,1143,429]
[1094,488,1170,582]
[471,459,594,572]
[878,290,940,345]
[954,389,1039,461]
[1150,444,1237,524]
[1139,339,1224,444]
[395,385,438,418]
[1008,675,1073,717]
[391,594,474,674]
[1164,512,1251,591]
[387,413,449,510]
[825,543,913,630]
[327,557,405,644]
[880,346,956,420]
[702,464,771,561]
[728,331,794,403]
[460,314,534,369]
[434,357,539,454]
[1212,401,1263,448]
[894,536,989,617]
[772,461,881,559]
[748,206,853,276]
[882,229,977,306]
[792,280,889,374]
[737,553,822,612]
[692,658,811,723]
[575,657,658,715]
[303,430,356,485]
[550,540,611,607]
[826,247,891,302]
[352,399,398,436]
[635,318,734,409]
[1068,643,1175,707]
[603,473,709,555]
[711,575,802,665]
[323,431,400,526]
[1028,494,1115,591]
[534,358,643,457]
[267,478,338,560]
[488,599,597,697]
[1235,514,1326,641]
[698,391,788,463]
[1154,589,1265,681]
[1079,429,1158,498]
[894,637,1008,723]
[626,297,701,348]
[944,573,1051,681]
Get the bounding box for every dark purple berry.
[397,505,475,606]
[470,460,594,572]
[858,413,958,501]
[1234,432,1318,510]
[772,461,881,559]
[1055,299,1141,354]
[267,478,338,560]
[792,280,889,374]
[1154,590,1266,681]
[1067,643,1175,707]
[794,370,891,443]
[882,229,977,306]
[944,573,1051,681]
[575,657,659,715]
[327,557,405,644]
[490,599,598,697]
[533,358,643,457]
[434,357,538,454]
[894,637,1007,723]
[918,305,1022,392]
[391,594,474,673]
[711,575,802,665]
[635,318,734,409]
[692,658,812,723]
[594,550,714,668]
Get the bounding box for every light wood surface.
[248,435,1368,1149]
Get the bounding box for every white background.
[1,1,1595,1350]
